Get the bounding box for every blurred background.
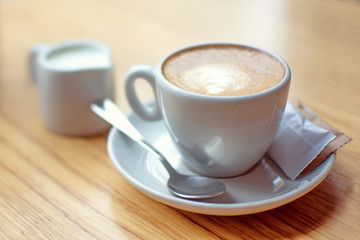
[1,0,358,123]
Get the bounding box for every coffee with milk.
[162,45,285,96]
[125,42,290,177]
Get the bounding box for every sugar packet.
[267,99,351,180]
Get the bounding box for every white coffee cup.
[125,42,290,177]
[29,39,114,136]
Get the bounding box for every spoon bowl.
[167,174,226,199]
[91,99,226,199]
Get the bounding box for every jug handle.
[29,44,48,83]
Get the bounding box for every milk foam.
[183,64,249,95]
[47,46,110,69]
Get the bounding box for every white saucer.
[107,110,335,216]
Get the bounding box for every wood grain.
[1,0,359,239]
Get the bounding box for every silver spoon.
[91,99,226,199]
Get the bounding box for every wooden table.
[1,0,359,239]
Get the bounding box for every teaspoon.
[91,99,226,199]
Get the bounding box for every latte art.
[162,45,285,96]
[183,64,249,95]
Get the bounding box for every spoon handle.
[90,99,176,174]
[91,99,144,141]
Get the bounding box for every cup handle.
[29,43,48,83]
[125,64,162,121]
